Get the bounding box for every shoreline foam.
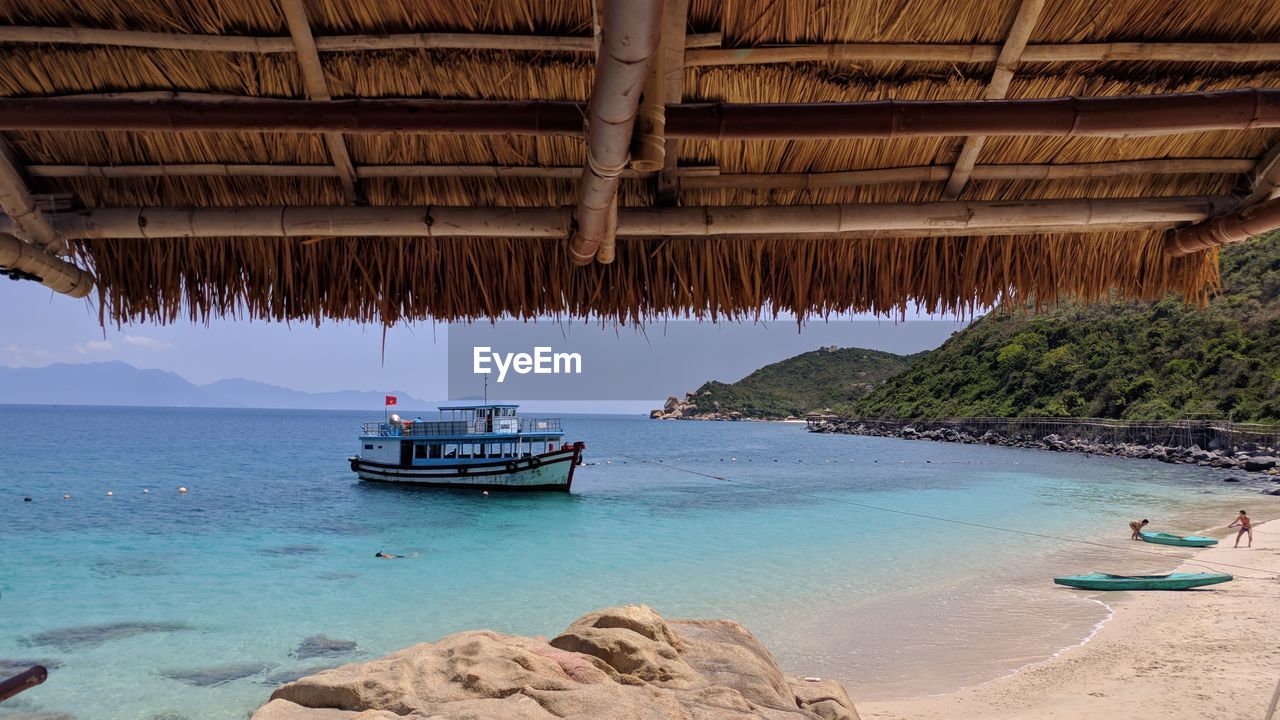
[859,517,1280,720]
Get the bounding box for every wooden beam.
[941,0,1046,201]
[1165,195,1280,255]
[3,196,1233,240]
[5,90,1277,138]
[679,158,1255,191]
[0,138,64,254]
[24,163,721,179]
[0,25,722,54]
[685,42,1280,66]
[279,0,360,203]
[0,233,93,297]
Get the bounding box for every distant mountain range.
[0,361,434,410]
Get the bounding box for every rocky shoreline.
[253,605,859,720]
[649,395,789,422]
[809,419,1280,489]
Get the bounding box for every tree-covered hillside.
[678,346,916,418]
[850,232,1280,421]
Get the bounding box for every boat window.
[414,443,428,459]
[443,443,458,458]
[364,444,373,450]
[429,444,442,459]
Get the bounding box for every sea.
[1,405,1275,720]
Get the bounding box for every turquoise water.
[1,406,1273,719]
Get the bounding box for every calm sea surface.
[1,405,1274,719]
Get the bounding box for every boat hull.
[1139,531,1218,547]
[350,444,583,491]
[1054,572,1233,591]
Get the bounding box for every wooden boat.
[349,404,585,491]
[1139,531,1218,547]
[1054,572,1233,591]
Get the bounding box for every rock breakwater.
[810,419,1280,483]
[253,605,859,720]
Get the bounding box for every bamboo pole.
[2,196,1231,240]
[1164,195,1280,256]
[569,0,665,265]
[0,139,64,254]
[667,90,1280,139]
[23,159,1237,185]
[685,42,1280,66]
[1241,140,1280,208]
[679,158,1252,190]
[279,0,360,203]
[942,0,1046,200]
[0,25,720,54]
[0,234,94,297]
[24,163,722,180]
[4,89,1276,138]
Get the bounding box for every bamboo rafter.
[684,42,1280,66]
[2,25,1279,66]
[1,89,1278,137]
[279,0,359,204]
[0,25,721,54]
[0,197,1233,240]
[0,139,64,254]
[941,0,1046,201]
[21,158,1248,186]
[0,233,93,297]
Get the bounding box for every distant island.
[657,231,1280,423]
[0,361,433,411]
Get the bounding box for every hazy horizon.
[2,280,973,411]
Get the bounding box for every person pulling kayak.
[1228,510,1252,548]
[1129,518,1149,540]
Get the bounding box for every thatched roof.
[1,0,1279,324]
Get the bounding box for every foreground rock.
[254,605,858,720]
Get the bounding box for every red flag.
[385,395,397,406]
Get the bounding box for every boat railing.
[361,418,562,437]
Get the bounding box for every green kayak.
[1054,572,1233,591]
[1139,531,1218,547]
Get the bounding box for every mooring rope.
[621,454,1280,579]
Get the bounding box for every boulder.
[662,397,681,414]
[257,605,858,720]
[1244,456,1278,472]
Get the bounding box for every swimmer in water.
[375,551,399,559]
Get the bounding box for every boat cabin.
[359,404,565,467]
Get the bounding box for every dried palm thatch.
[1,0,1278,325]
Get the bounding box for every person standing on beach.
[1129,518,1149,540]
[1228,510,1252,548]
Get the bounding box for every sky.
[1,278,972,411]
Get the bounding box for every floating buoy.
[63,494,70,499]
[178,487,188,494]
[482,491,489,497]
[106,491,113,496]
[142,489,150,494]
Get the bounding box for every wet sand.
[861,518,1280,720]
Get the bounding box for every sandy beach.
[861,517,1280,720]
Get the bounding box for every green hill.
[850,232,1280,421]
[662,346,916,419]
